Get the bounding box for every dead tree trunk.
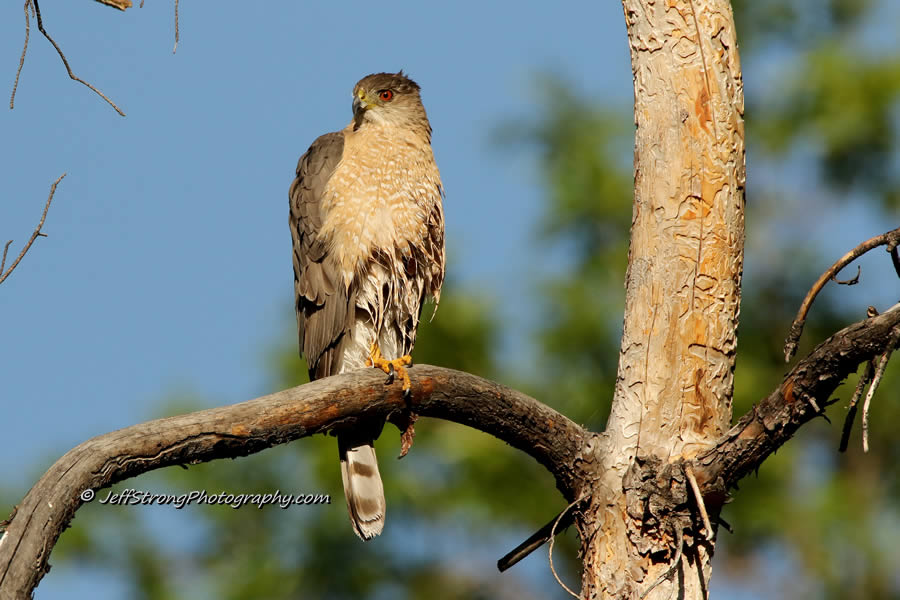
[575,1,745,598]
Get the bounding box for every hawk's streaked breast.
[320,122,443,297]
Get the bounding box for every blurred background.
[2,1,899,598]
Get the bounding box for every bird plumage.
[290,72,444,539]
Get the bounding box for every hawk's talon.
[367,343,413,392]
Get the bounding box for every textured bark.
[698,302,900,493]
[0,365,585,600]
[3,308,897,599]
[581,1,746,598]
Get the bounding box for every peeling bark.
[581,1,746,598]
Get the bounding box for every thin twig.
[639,526,684,600]
[891,246,900,279]
[0,173,66,286]
[784,226,900,361]
[32,0,125,117]
[716,515,733,534]
[1,240,12,274]
[833,265,860,285]
[173,0,180,53]
[839,307,877,452]
[861,325,900,453]
[685,465,713,540]
[497,505,579,571]
[548,494,584,600]
[806,396,821,413]
[839,359,874,452]
[10,0,32,110]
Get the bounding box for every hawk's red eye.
[379,90,394,101]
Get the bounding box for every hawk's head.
[352,71,429,133]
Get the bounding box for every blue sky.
[0,2,631,597]
[2,2,898,599]
[1,0,628,487]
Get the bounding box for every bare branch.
[839,358,874,452]
[94,0,132,9]
[833,265,860,285]
[698,302,900,494]
[861,326,899,453]
[137,0,179,51]
[548,494,584,599]
[685,465,711,541]
[0,173,66,286]
[0,365,586,599]
[9,0,31,110]
[173,0,180,53]
[497,506,577,572]
[784,227,900,361]
[28,0,126,116]
[0,241,12,275]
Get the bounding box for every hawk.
[289,72,444,539]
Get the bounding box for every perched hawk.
[289,72,444,539]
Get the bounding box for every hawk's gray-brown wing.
[289,131,355,380]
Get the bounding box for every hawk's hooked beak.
[352,90,370,129]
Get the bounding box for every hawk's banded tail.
[338,435,386,540]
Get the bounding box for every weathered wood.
[0,365,586,600]
[700,302,900,492]
[582,1,746,598]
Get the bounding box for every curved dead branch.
[0,365,586,599]
[784,226,900,361]
[698,302,900,495]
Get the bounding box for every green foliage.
[735,0,900,208]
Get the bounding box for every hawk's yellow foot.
[366,342,413,393]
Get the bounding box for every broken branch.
[784,227,900,361]
[861,326,900,453]
[700,302,900,494]
[0,173,66,286]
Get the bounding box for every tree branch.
[9,0,31,110]
[697,302,900,495]
[784,226,900,361]
[10,0,125,116]
[0,365,586,599]
[0,173,65,286]
[94,0,132,9]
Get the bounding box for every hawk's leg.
[366,342,413,393]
